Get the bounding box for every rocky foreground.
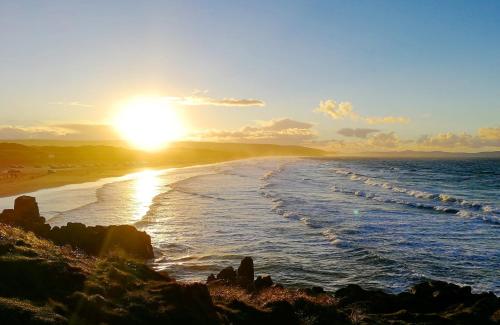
[0,197,499,324]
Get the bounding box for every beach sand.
[0,165,176,198]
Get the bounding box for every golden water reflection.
[131,170,163,222]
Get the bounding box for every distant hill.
[0,141,326,168]
[335,150,500,159]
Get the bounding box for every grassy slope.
[0,223,220,324]
[0,223,342,324]
[1,223,498,324]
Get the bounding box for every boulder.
[237,256,254,288]
[0,196,49,236]
[13,196,40,220]
[254,275,273,291]
[0,196,154,259]
[48,223,154,259]
[206,274,216,283]
[304,286,325,296]
[334,284,397,313]
[408,280,475,312]
[216,266,236,283]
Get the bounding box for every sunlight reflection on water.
[131,170,163,222]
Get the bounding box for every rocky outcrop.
[237,256,254,288]
[209,258,500,324]
[0,224,499,325]
[254,275,273,291]
[0,196,50,235]
[48,223,154,258]
[0,224,219,324]
[216,266,237,283]
[0,196,153,259]
[208,257,263,291]
[334,280,500,323]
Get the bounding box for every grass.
[209,284,336,309]
[1,223,497,324]
[0,223,221,324]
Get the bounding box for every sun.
[113,97,186,151]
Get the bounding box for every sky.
[0,0,499,152]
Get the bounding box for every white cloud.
[314,99,410,125]
[314,100,358,120]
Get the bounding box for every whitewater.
[0,157,498,294]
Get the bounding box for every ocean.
[1,157,498,294]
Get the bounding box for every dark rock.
[304,286,325,296]
[13,196,40,220]
[311,286,324,294]
[207,274,216,283]
[0,196,154,259]
[237,257,254,289]
[334,284,397,313]
[293,297,349,324]
[0,242,15,254]
[265,300,300,325]
[48,223,154,259]
[409,280,475,312]
[217,266,237,283]
[0,196,50,236]
[254,275,273,291]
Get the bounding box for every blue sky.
[0,1,499,151]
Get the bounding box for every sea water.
[1,157,498,294]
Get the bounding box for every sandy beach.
[0,141,325,198]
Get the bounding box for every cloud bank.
[196,118,316,144]
[0,124,119,141]
[311,127,500,153]
[417,127,500,148]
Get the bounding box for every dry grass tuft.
[209,284,337,310]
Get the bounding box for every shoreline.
[0,158,252,199]
[0,155,316,199]
[0,141,326,198]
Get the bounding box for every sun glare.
[114,97,185,151]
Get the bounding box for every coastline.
[0,141,326,198]
[0,159,242,198]
[0,220,498,324]
[0,186,498,323]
